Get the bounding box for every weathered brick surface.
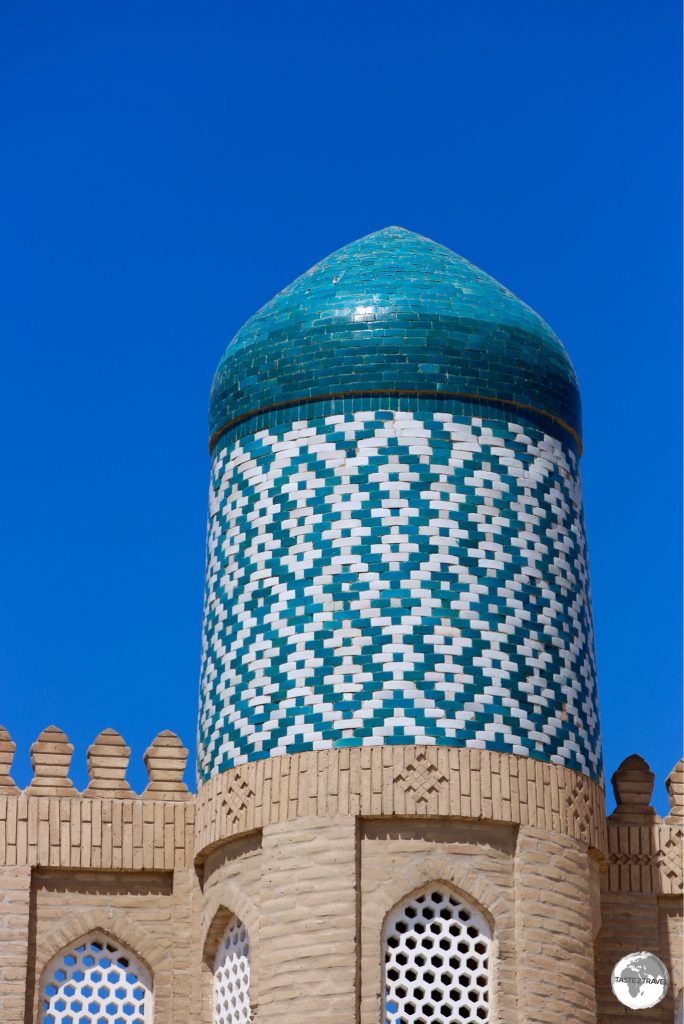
[595,895,683,1023]
[515,826,599,1023]
[84,728,135,799]
[0,729,200,1024]
[0,865,31,1023]
[258,816,358,1024]
[26,726,77,797]
[660,899,684,1021]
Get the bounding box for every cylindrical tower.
[195,228,606,1024]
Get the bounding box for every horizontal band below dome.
[209,389,582,456]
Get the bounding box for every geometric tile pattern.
[40,934,152,1024]
[383,887,491,1023]
[213,918,250,1024]
[198,405,601,782]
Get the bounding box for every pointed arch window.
[213,916,251,1024]
[383,887,491,1023]
[39,932,153,1023]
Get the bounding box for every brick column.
[515,826,598,1024]
[169,866,203,1021]
[0,865,31,1024]
[258,816,358,1024]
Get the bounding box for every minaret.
[195,228,606,1024]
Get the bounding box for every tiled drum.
[197,227,602,786]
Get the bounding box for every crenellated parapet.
[26,726,78,797]
[0,724,195,872]
[0,725,19,793]
[665,756,684,822]
[84,728,135,799]
[143,730,192,801]
[595,755,684,1023]
[604,754,683,896]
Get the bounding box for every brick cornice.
[194,747,607,859]
[605,820,684,895]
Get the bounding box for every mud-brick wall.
[596,756,684,1023]
[0,724,199,1024]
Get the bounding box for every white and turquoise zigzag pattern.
[198,408,601,780]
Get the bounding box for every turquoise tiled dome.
[209,226,581,449]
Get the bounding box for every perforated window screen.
[213,917,251,1024]
[383,888,491,1023]
[39,933,152,1024]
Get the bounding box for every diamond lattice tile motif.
[40,933,152,1024]
[384,888,491,1023]
[214,917,251,1024]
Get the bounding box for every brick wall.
[0,722,680,1024]
[258,816,359,1024]
[515,826,599,1023]
[0,866,31,1024]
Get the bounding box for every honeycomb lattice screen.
[213,916,251,1024]
[39,933,152,1024]
[384,888,491,1023]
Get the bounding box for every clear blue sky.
[1,1,680,810]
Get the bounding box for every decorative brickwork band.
[606,823,683,895]
[209,388,583,457]
[194,747,607,859]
